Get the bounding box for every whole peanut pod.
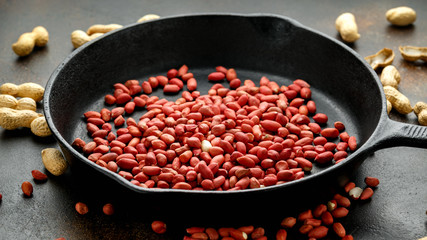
[41,148,68,176]
[413,102,427,126]
[0,94,18,109]
[71,30,104,48]
[30,116,52,137]
[335,13,360,43]
[383,86,412,114]
[12,26,49,56]
[386,6,416,26]
[380,65,400,88]
[16,97,37,111]
[0,95,36,111]
[86,24,123,35]
[0,107,42,130]
[0,83,19,96]
[137,14,160,23]
[0,82,44,102]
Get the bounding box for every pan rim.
[44,12,386,195]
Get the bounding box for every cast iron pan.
[44,13,427,223]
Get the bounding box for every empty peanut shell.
[365,48,395,70]
[399,46,427,62]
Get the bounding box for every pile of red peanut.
[72,65,357,191]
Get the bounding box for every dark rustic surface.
[0,1,426,239]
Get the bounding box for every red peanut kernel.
[21,181,33,197]
[344,181,356,192]
[360,187,374,200]
[102,203,114,215]
[281,217,297,228]
[276,229,287,240]
[308,226,328,239]
[333,222,346,237]
[364,177,380,187]
[75,202,89,215]
[151,221,167,234]
[31,170,48,181]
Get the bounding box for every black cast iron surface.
[0,0,426,239]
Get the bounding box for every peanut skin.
[335,13,360,43]
[0,107,42,130]
[12,26,49,56]
[41,148,68,176]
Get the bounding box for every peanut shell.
[41,148,68,176]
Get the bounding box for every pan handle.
[368,118,427,151]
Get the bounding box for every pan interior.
[47,14,382,183]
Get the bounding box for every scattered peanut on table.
[380,65,400,89]
[365,48,395,70]
[21,181,33,197]
[383,86,413,114]
[0,108,42,130]
[0,94,18,109]
[0,82,45,102]
[335,13,360,43]
[11,26,49,57]
[399,46,427,62]
[75,202,89,215]
[0,94,36,111]
[379,65,404,115]
[41,148,68,176]
[31,170,48,181]
[413,102,427,126]
[102,203,114,215]
[151,220,167,234]
[16,98,37,111]
[386,6,416,26]
[30,116,52,137]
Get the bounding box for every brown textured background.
[0,0,426,239]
